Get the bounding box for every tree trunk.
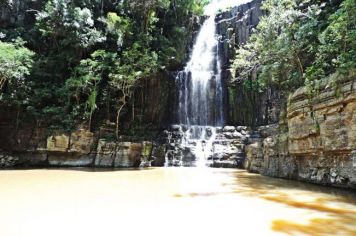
[15,104,21,132]
[116,102,126,140]
[0,77,6,91]
[132,100,135,122]
[88,112,92,132]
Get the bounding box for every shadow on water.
[174,170,356,235]
[232,172,356,235]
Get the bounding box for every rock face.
[46,129,95,167]
[94,140,151,168]
[0,125,154,168]
[216,0,263,67]
[134,72,176,129]
[245,79,356,189]
[215,0,285,127]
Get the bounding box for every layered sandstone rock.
[46,129,95,166]
[94,140,153,168]
[245,78,356,188]
[47,134,70,152]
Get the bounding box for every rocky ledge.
[245,78,356,189]
[0,128,157,168]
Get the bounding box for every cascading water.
[176,15,224,126]
[164,0,252,167]
[166,8,225,167]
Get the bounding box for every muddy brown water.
[0,168,355,236]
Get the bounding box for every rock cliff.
[0,125,155,168]
[245,78,356,189]
[216,0,284,126]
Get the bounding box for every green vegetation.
[231,0,356,95]
[0,39,34,104]
[1,0,354,137]
[0,0,208,136]
[0,39,34,91]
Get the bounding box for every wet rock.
[235,126,248,132]
[48,153,94,167]
[232,131,242,138]
[162,125,249,168]
[181,125,189,132]
[215,127,223,133]
[151,144,166,167]
[171,125,182,132]
[223,126,236,132]
[206,127,213,137]
[224,132,234,139]
[18,151,48,166]
[140,142,153,167]
[0,153,20,168]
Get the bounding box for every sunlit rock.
[47,134,70,152]
[95,140,143,168]
[223,126,236,132]
[69,129,94,154]
[245,78,356,188]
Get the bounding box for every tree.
[0,39,34,94]
[105,12,131,50]
[36,0,105,50]
[66,50,116,130]
[35,0,106,84]
[0,39,34,130]
[305,0,356,88]
[0,0,209,133]
[124,0,170,32]
[110,43,159,139]
[231,0,346,94]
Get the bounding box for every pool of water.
[0,168,355,236]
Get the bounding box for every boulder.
[223,126,236,132]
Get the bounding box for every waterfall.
[164,0,253,167]
[176,16,224,126]
[167,11,224,167]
